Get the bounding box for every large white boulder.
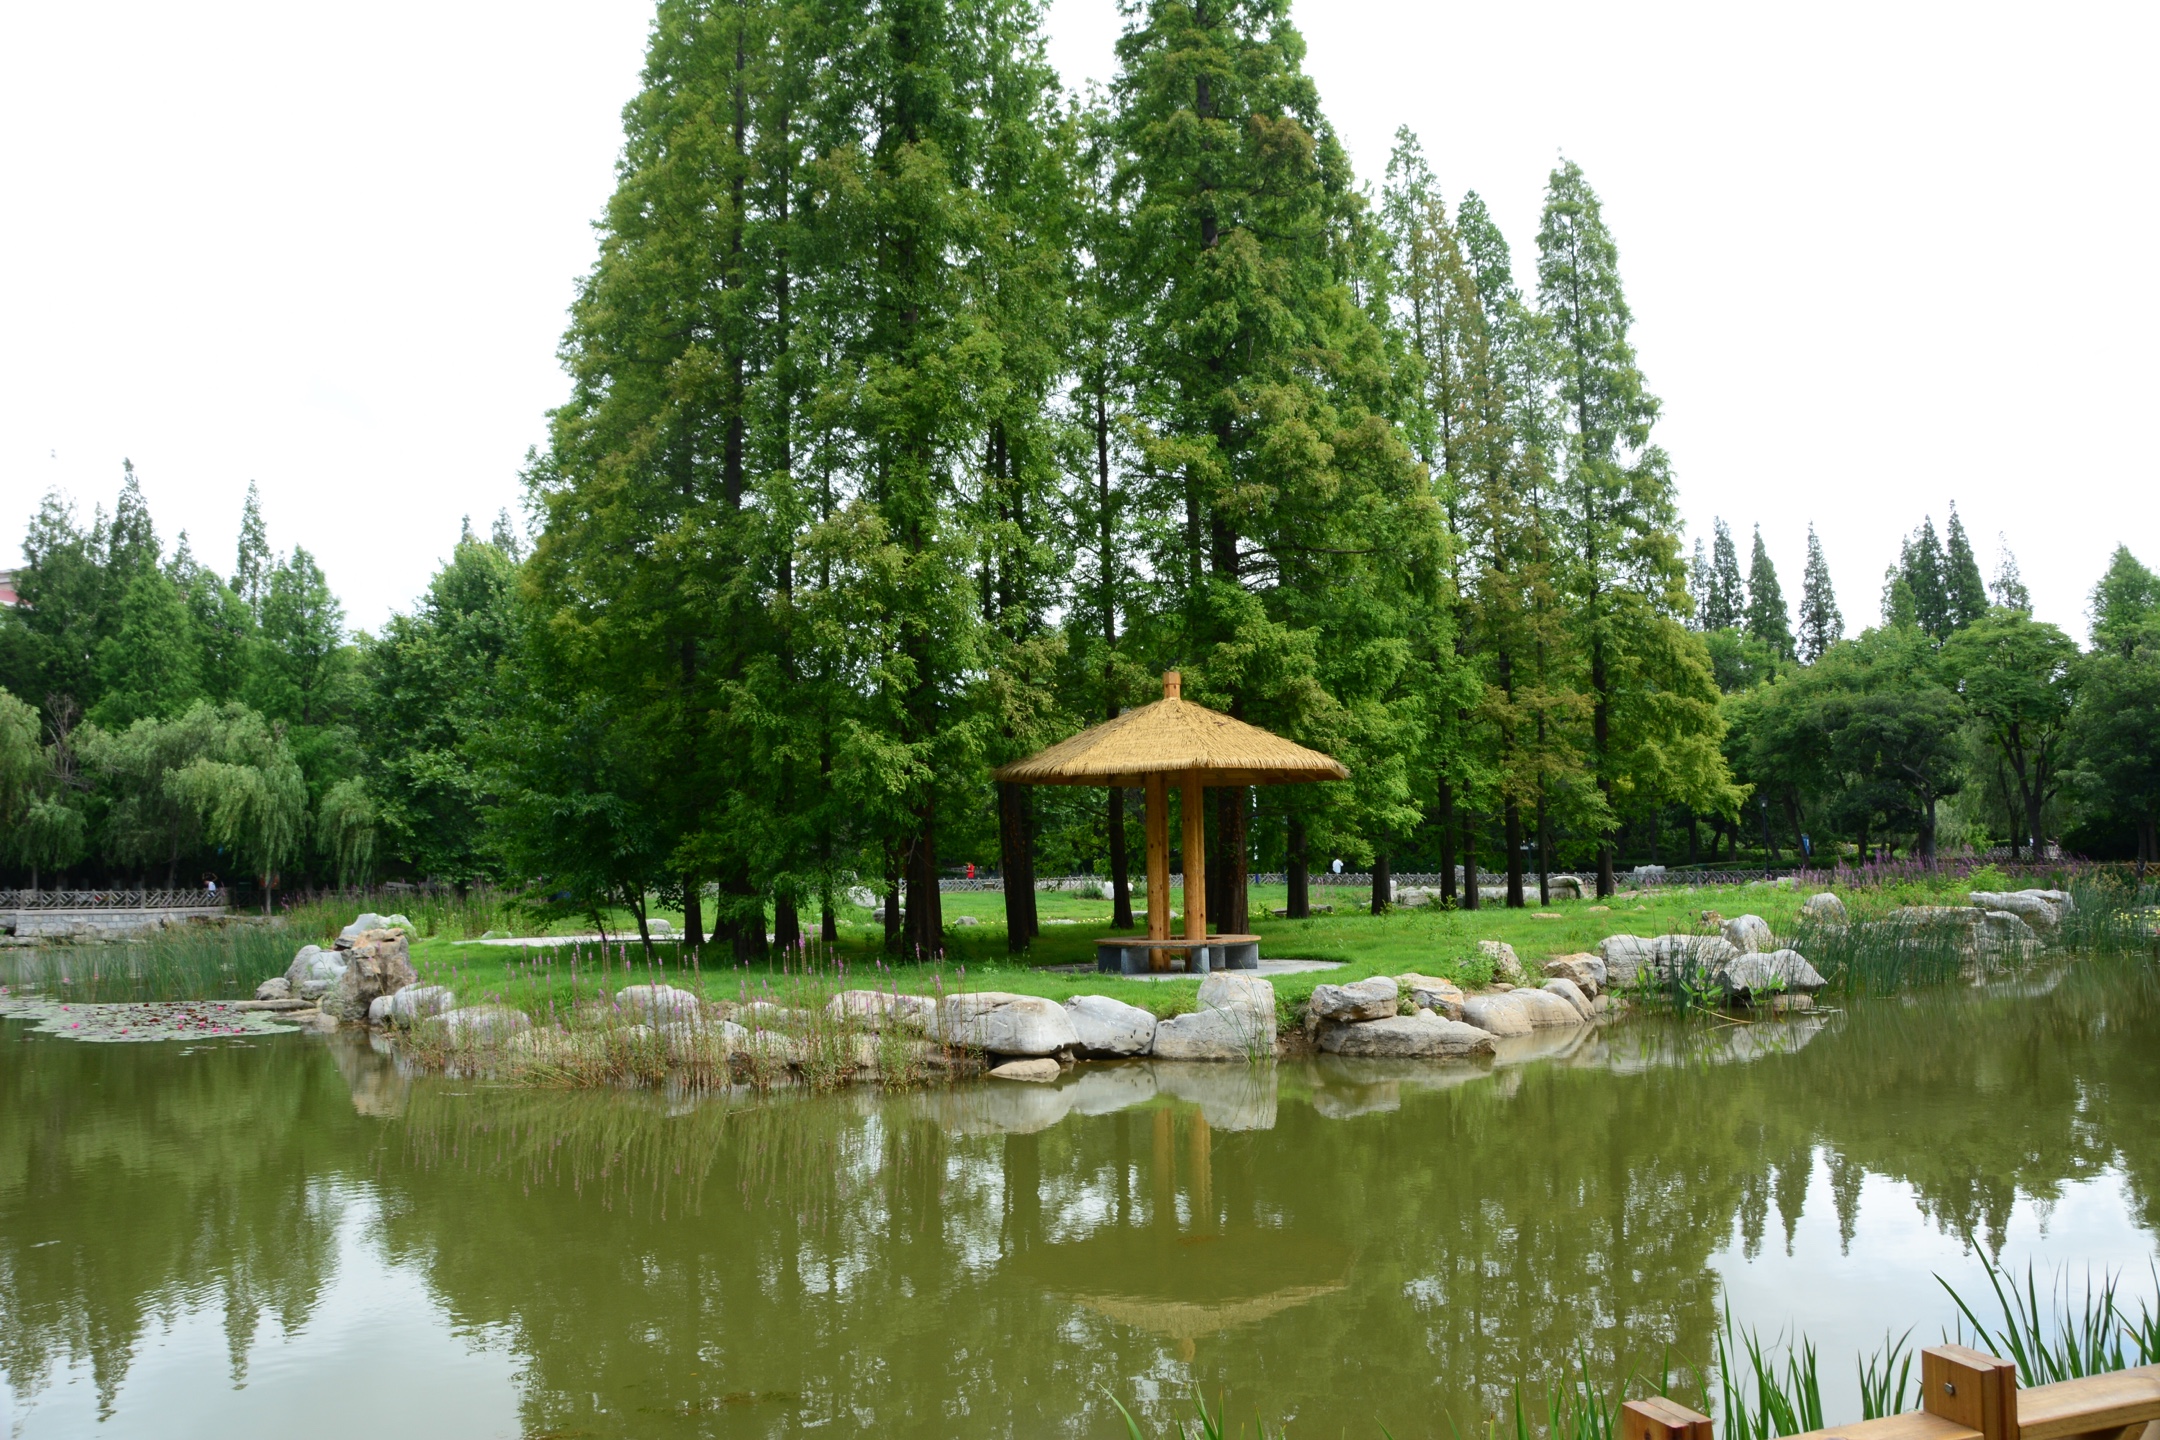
[283,945,349,999]
[1479,940,1527,983]
[1542,955,1605,997]
[1722,949,1827,1000]
[1721,914,1776,953]
[616,984,704,1027]
[1307,976,1399,1024]
[931,992,1080,1056]
[1149,973,1276,1061]
[1317,1012,1495,1059]
[321,931,418,1023]
[1971,891,2062,933]
[1511,987,1588,1029]
[388,984,456,1028]
[1460,992,1533,1038]
[1541,977,1595,1021]
[1395,973,1464,1020]
[437,1005,533,1043]
[1062,995,1157,1056]
[826,989,935,1031]
[1799,892,1848,926]
[338,912,415,945]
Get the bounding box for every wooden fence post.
[1922,1344,2020,1440]
[1622,1397,1716,1440]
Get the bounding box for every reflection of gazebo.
[993,672,1347,974]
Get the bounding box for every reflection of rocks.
[1150,1063,1278,1131]
[1489,1026,1601,1067]
[324,1029,412,1117]
[905,1079,1073,1135]
[1599,1014,1831,1075]
[1060,1064,1158,1115]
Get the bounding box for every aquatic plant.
[0,922,293,1003]
[1942,1248,2160,1383]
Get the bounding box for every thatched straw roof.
[993,673,1348,788]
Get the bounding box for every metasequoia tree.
[1107,0,1438,931]
[1536,159,1730,893]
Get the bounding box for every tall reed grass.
[0,922,293,1002]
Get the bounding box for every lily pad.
[0,991,306,1043]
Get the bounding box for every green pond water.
[2,964,2157,1439]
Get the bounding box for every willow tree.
[1107,0,1440,930]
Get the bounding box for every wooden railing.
[0,890,229,910]
[1623,1347,2160,1440]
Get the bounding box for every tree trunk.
[1370,851,1391,915]
[1213,787,1249,934]
[1286,813,1309,920]
[1460,810,1480,910]
[1436,778,1457,904]
[999,781,1038,953]
[905,804,943,959]
[682,875,704,956]
[882,843,903,952]
[774,892,801,954]
[1504,801,1525,908]
[1537,792,1552,907]
[1108,786,1134,929]
[821,890,837,944]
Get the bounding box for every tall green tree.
[1109,0,1440,928]
[1943,611,2079,857]
[1944,502,1989,631]
[1703,519,1743,631]
[364,534,522,880]
[232,481,273,616]
[2089,545,2159,657]
[92,568,200,727]
[1537,157,1730,892]
[1796,524,1842,663]
[1745,525,1793,659]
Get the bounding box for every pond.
[1,962,2156,1438]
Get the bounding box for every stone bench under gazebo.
[993,673,1348,975]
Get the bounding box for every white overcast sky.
[2,0,2152,641]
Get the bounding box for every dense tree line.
[1699,508,2160,868]
[8,0,2151,937]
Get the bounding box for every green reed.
[1,922,293,1002]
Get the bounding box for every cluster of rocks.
[248,914,428,1027]
[1876,888,2075,960]
[1299,942,1613,1059]
[1392,875,1587,907]
[1593,907,1827,1004]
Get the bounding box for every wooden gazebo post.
[994,669,1346,976]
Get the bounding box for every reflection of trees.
[2,962,2156,1437]
[0,1033,351,1416]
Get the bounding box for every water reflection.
[0,962,2155,1438]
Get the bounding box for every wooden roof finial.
[1163,670,1181,700]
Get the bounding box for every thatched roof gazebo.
[994,672,1347,973]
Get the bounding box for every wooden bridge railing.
[1623,1346,2160,1440]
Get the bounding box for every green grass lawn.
[393,880,1836,1023]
